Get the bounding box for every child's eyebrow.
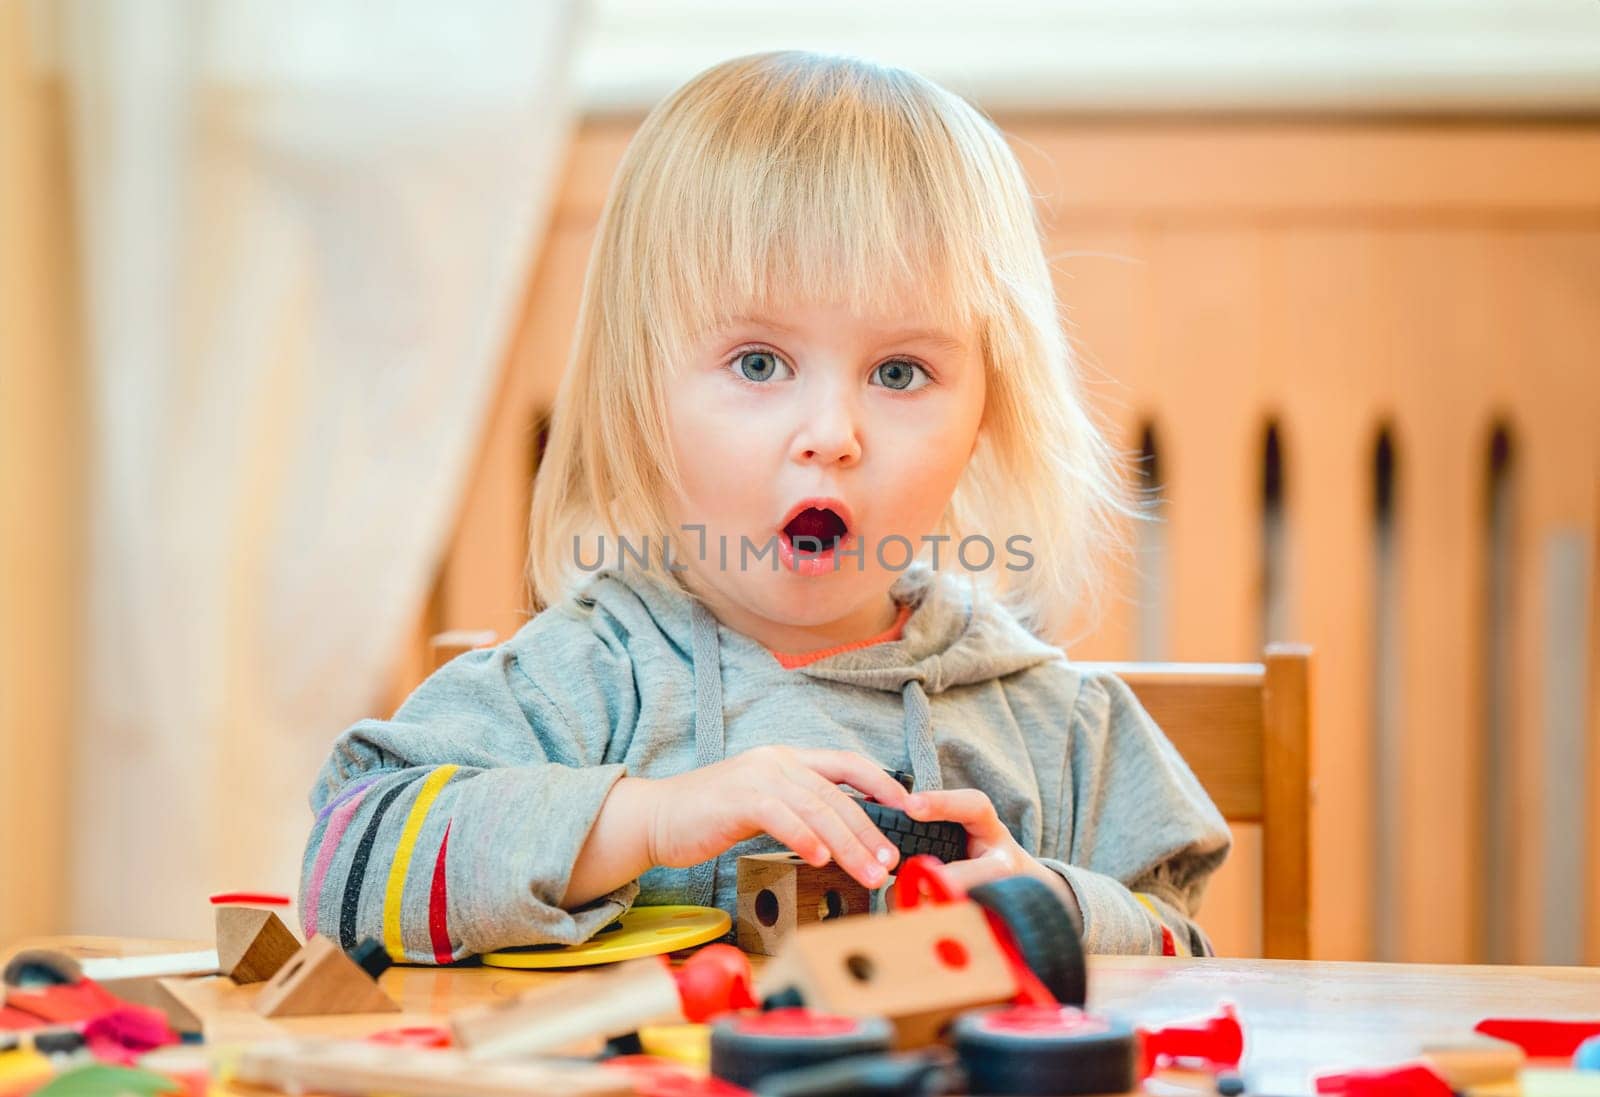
[721,314,965,354]
[880,328,966,354]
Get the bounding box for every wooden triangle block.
[253,936,399,1018]
[217,907,301,984]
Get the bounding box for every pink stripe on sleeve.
[303,782,377,938]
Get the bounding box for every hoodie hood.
[576,562,1064,796]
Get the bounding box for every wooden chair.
[1074,644,1313,960]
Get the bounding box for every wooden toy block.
[1420,1036,1524,1089]
[736,852,873,956]
[216,906,300,984]
[758,901,1016,1049]
[235,1037,634,1097]
[453,955,683,1059]
[252,936,399,1018]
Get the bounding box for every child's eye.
[730,349,792,384]
[871,359,930,392]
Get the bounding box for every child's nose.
[791,395,862,467]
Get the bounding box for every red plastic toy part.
[0,979,123,1028]
[1316,1063,1453,1097]
[725,1009,870,1038]
[367,1025,453,1049]
[890,855,1059,1009]
[668,944,758,1023]
[979,1005,1113,1038]
[605,1055,754,1097]
[1474,1017,1600,1058]
[82,1005,179,1065]
[208,891,291,907]
[891,854,963,908]
[1138,1003,1245,1078]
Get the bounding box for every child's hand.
[639,746,911,889]
[903,789,1083,926]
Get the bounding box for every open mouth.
[782,506,850,555]
[776,499,855,575]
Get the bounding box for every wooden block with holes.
[216,906,300,984]
[757,901,1016,1049]
[736,852,872,956]
[253,936,399,1018]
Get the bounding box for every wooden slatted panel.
[1118,225,1267,958]
[1010,123,1600,219]
[1387,229,1493,963]
[1260,228,1382,961]
[1499,229,1600,964]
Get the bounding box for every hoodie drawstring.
[901,679,943,792]
[687,599,726,908]
[685,593,944,909]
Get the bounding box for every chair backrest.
[1074,644,1313,959]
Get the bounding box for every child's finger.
[795,768,900,874]
[905,788,1008,840]
[756,801,831,868]
[785,783,889,889]
[794,749,910,808]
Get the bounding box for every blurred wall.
[2,0,583,946]
[0,0,78,946]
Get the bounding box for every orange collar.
[768,602,913,670]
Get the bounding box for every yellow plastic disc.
[0,1049,52,1092]
[480,904,731,969]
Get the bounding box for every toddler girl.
[299,50,1230,963]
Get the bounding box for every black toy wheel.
[711,1009,894,1089]
[952,1005,1136,1096]
[966,875,1087,1007]
[859,800,969,864]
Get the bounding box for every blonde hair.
[528,50,1133,644]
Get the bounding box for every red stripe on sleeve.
[428,822,453,964]
[1158,924,1178,957]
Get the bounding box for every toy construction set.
[3,794,1599,1095]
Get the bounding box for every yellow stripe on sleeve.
[1134,892,1192,956]
[383,764,459,959]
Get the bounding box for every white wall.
[573,0,1600,114]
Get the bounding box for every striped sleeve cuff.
[1037,858,1164,955]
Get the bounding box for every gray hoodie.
[299,561,1231,962]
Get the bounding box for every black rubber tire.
[966,876,1088,1008]
[33,1029,87,1056]
[952,1006,1136,1096]
[859,800,969,863]
[711,1012,895,1089]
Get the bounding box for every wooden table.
[9,937,1600,1095]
